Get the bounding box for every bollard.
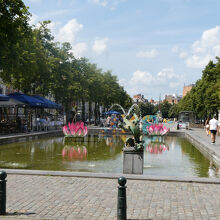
[117,176,127,220]
[177,123,179,130]
[0,171,7,215]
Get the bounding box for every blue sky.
[23,0,220,100]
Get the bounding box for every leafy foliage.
[176,58,220,119]
[0,1,131,122]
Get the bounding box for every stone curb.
[185,130,220,168]
[0,130,63,145]
[3,169,220,184]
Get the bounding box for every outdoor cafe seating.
[0,93,62,134]
[0,119,26,134]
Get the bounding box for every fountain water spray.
[109,104,126,115]
[109,103,139,117]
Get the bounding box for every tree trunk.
[64,103,71,124]
[82,99,85,122]
[97,103,100,123]
[89,101,92,124]
[94,102,97,125]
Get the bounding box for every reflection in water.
[142,135,165,145]
[62,146,88,161]
[142,135,169,154]
[0,134,218,177]
[146,143,169,154]
[177,137,210,177]
[208,163,220,178]
[99,133,125,148]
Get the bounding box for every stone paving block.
[1,174,219,219]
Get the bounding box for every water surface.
[0,134,218,178]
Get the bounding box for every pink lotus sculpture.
[63,121,88,137]
[145,123,170,136]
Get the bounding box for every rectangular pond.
[0,133,218,178]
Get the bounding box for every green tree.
[168,104,179,118]
[160,101,172,118]
[0,0,30,76]
[177,58,220,119]
[138,102,154,116]
[0,1,132,121]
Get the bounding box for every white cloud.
[157,68,177,80]
[92,38,109,55]
[213,45,220,54]
[43,9,69,20]
[88,0,126,9]
[185,26,220,68]
[131,70,153,85]
[136,49,158,58]
[179,52,188,58]
[156,68,182,88]
[49,19,110,58]
[71,43,87,58]
[29,13,38,25]
[47,21,62,33]
[120,68,184,99]
[172,46,188,59]
[29,0,41,3]
[169,81,182,88]
[56,19,83,45]
[88,0,108,7]
[48,19,87,58]
[171,46,179,53]
[185,55,212,68]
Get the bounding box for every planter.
[123,147,144,174]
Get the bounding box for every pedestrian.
[209,115,219,144]
[36,115,40,131]
[205,117,210,136]
[106,115,111,127]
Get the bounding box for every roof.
[33,95,61,109]
[7,93,62,109]
[0,98,26,107]
[9,93,45,108]
[0,94,9,101]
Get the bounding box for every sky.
[23,0,220,100]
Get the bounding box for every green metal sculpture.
[121,113,144,151]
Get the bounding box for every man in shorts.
[209,115,219,144]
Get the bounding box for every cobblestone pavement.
[0,174,219,219]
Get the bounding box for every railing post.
[117,176,127,220]
[0,171,7,215]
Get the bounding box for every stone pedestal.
[123,147,143,174]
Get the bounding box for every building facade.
[164,94,182,104]
[133,94,147,103]
[183,84,194,97]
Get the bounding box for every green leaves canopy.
[0,1,131,115]
[176,58,220,119]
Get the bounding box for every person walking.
[205,117,210,136]
[106,115,111,127]
[209,115,219,144]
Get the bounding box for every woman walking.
[205,117,210,136]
